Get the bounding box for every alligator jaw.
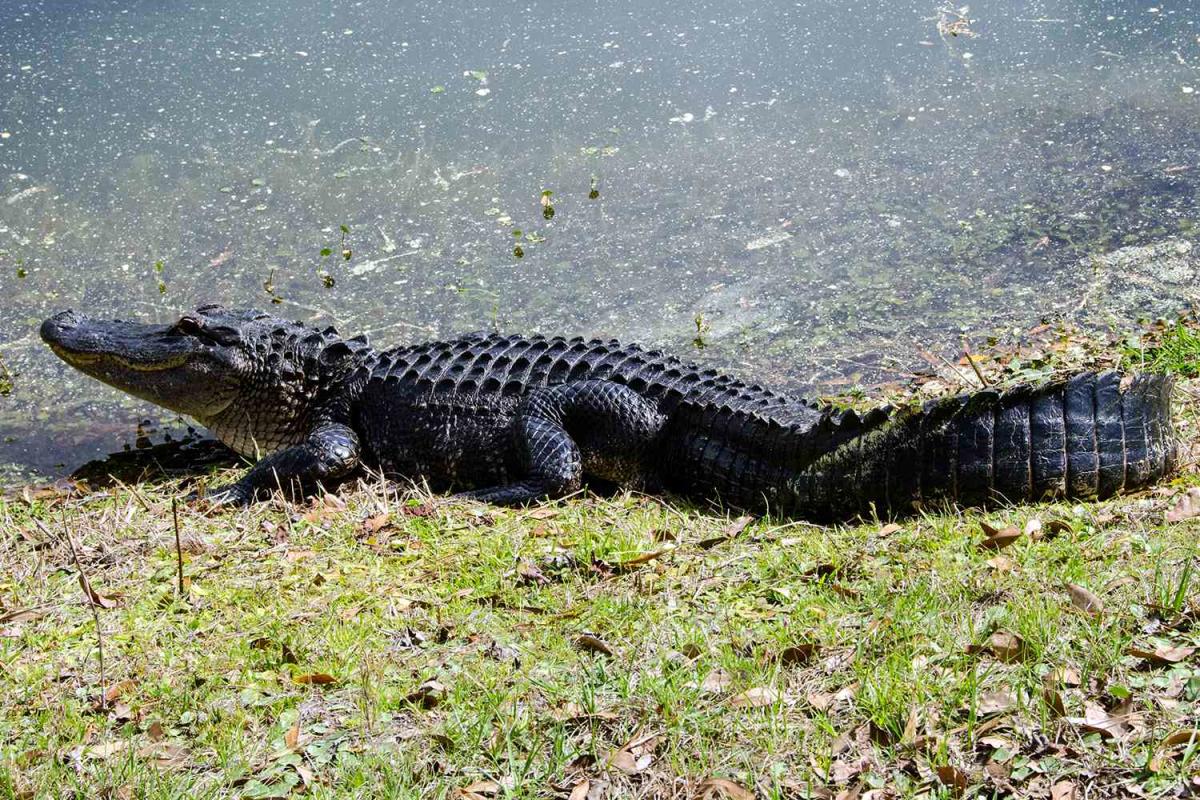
[40,309,236,418]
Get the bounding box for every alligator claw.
[186,484,252,509]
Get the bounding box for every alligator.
[40,305,1178,520]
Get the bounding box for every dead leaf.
[1043,686,1067,718]
[1066,583,1104,614]
[730,686,780,709]
[575,634,614,656]
[138,740,189,768]
[1167,488,1200,523]
[456,780,502,799]
[935,765,970,796]
[969,631,1026,662]
[1023,518,1043,538]
[1050,781,1077,800]
[78,574,119,609]
[362,513,392,533]
[1127,643,1196,665]
[1043,519,1073,537]
[293,672,337,686]
[147,721,165,742]
[523,507,559,520]
[568,781,590,800]
[878,523,902,537]
[0,607,48,624]
[620,544,675,568]
[977,689,1017,715]
[979,526,1021,551]
[406,679,448,709]
[778,643,817,666]
[79,740,129,760]
[606,733,658,775]
[102,679,137,705]
[284,719,300,750]
[699,669,732,694]
[1072,701,1132,739]
[1160,729,1200,749]
[699,777,756,799]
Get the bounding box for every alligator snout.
[40,309,81,344]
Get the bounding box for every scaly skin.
[40,305,1179,520]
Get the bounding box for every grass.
[2,329,1200,798]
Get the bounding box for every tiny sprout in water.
[321,273,335,288]
[513,245,524,259]
[512,229,522,238]
[589,176,600,200]
[320,248,332,257]
[340,224,350,234]
[342,249,352,260]
[15,267,27,278]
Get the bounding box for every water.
[1,0,1198,484]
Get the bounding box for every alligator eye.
[175,316,205,336]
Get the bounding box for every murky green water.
[1,0,1198,483]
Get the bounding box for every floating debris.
[745,230,791,251]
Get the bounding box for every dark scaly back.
[362,333,823,425]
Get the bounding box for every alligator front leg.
[201,422,360,506]
[456,381,665,506]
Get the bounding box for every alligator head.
[41,304,369,456]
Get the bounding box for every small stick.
[172,497,186,596]
[961,339,990,387]
[62,511,106,707]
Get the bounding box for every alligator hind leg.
[456,381,666,506]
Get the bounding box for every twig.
[61,511,106,707]
[961,339,990,387]
[172,497,186,596]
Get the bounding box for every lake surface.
[1,0,1198,484]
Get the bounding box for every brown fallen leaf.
[362,513,391,533]
[0,606,48,625]
[1043,685,1067,718]
[147,721,165,742]
[78,574,119,609]
[968,631,1026,662]
[1160,729,1200,751]
[1043,519,1073,537]
[406,679,448,708]
[568,780,590,800]
[575,634,614,657]
[698,669,732,694]
[699,777,756,799]
[778,643,817,666]
[619,544,675,568]
[284,719,300,750]
[101,679,137,706]
[878,523,902,537]
[730,686,780,709]
[976,689,1017,715]
[293,672,337,686]
[979,526,1021,551]
[606,733,659,775]
[79,740,130,760]
[1066,583,1104,614]
[456,780,502,799]
[1050,781,1077,800]
[1166,487,1200,523]
[935,765,970,796]
[138,740,189,768]
[1127,643,1196,666]
[1071,701,1132,739]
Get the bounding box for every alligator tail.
[783,371,1178,521]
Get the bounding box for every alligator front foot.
[187,482,253,509]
